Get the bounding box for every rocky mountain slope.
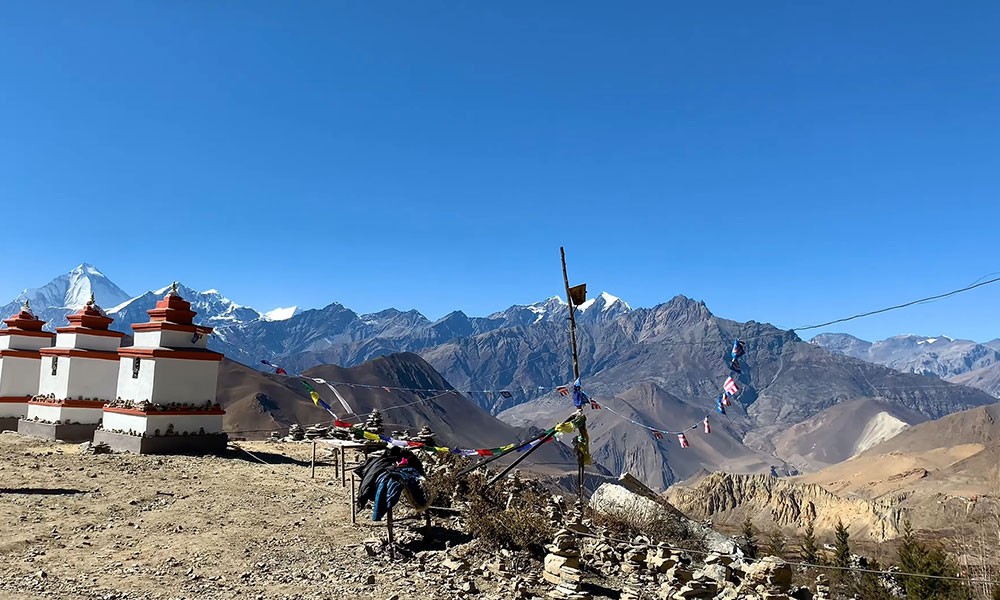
[668,402,1000,540]
[499,298,997,488]
[813,332,1000,398]
[216,352,577,471]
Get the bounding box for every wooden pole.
[560,247,581,381]
[484,430,555,489]
[561,247,586,506]
[311,441,316,479]
[386,506,395,559]
[341,447,347,487]
[350,474,357,525]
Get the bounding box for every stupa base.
[93,430,229,455]
[0,416,21,433]
[17,420,99,442]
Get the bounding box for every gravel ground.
[0,433,539,600]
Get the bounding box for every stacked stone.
[814,573,831,599]
[288,424,305,441]
[415,425,436,446]
[735,557,794,600]
[620,538,652,600]
[365,409,384,435]
[543,528,591,600]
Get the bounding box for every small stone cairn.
[288,424,305,441]
[543,528,591,600]
[364,409,384,436]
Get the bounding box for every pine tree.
[800,515,820,565]
[741,516,758,559]
[833,518,851,568]
[766,527,786,557]
[897,520,971,600]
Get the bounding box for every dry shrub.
[424,456,555,553]
[587,495,695,546]
[464,476,555,554]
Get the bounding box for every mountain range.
[4,264,998,491]
[812,333,1000,398]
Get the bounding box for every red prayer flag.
[556,386,570,397]
[723,377,739,395]
[703,417,711,434]
[677,433,690,448]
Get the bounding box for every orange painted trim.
[38,348,122,361]
[117,347,223,362]
[0,395,30,403]
[104,407,226,416]
[0,349,41,359]
[0,330,55,339]
[28,398,107,408]
[55,327,126,338]
[131,322,213,335]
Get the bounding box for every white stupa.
[94,283,226,454]
[0,301,55,431]
[19,294,125,441]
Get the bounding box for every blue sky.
[1,2,998,341]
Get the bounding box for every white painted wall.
[0,401,27,418]
[0,334,53,351]
[25,404,103,424]
[56,333,121,352]
[66,357,120,401]
[102,411,223,435]
[134,330,208,349]
[0,356,42,397]
[37,355,71,398]
[148,359,219,405]
[115,358,157,402]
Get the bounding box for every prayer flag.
[677,433,689,448]
[717,401,727,415]
[476,449,494,457]
[728,359,741,374]
[731,339,745,360]
[590,400,602,410]
[555,422,576,434]
[704,417,711,434]
[557,386,570,397]
[653,431,664,440]
[723,377,739,396]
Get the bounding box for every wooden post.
[350,474,357,525]
[311,441,316,479]
[560,247,581,381]
[386,506,395,559]
[561,247,586,505]
[341,447,347,487]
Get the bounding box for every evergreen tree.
[833,518,851,568]
[800,515,820,565]
[766,526,786,557]
[741,516,758,559]
[897,520,971,600]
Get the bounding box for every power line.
[792,275,1000,333]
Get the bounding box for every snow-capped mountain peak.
[1,264,133,329]
[263,306,299,321]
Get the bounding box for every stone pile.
[364,410,384,436]
[543,529,590,600]
[288,424,305,441]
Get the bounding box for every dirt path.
[0,433,502,600]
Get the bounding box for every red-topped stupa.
[0,301,56,430]
[96,283,226,454]
[20,294,126,441]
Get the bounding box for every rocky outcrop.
[666,472,902,540]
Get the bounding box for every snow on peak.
[576,291,631,313]
[203,289,220,295]
[263,306,299,321]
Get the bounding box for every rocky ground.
[0,433,540,600]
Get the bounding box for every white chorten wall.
[102,410,224,436]
[0,356,43,418]
[116,358,218,405]
[26,404,103,424]
[37,356,119,400]
[0,336,52,351]
[55,333,122,352]
[133,330,209,349]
